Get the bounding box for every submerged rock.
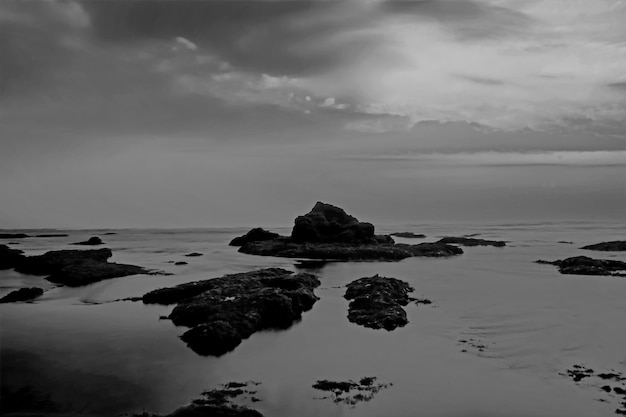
[0,233,30,239]
[536,256,626,276]
[229,228,281,246]
[72,236,104,246]
[236,202,463,261]
[390,232,426,238]
[0,244,26,270]
[436,237,506,247]
[14,248,150,286]
[143,268,320,356]
[581,241,626,252]
[344,275,413,331]
[0,287,44,303]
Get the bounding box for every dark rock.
[103,232,117,235]
[344,275,413,331]
[0,233,30,239]
[601,385,612,392]
[236,203,462,262]
[390,232,426,238]
[0,287,44,303]
[175,261,188,266]
[168,405,263,417]
[34,234,69,238]
[536,256,626,276]
[142,268,320,356]
[72,236,104,246]
[312,377,391,406]
[616,409,626,415]
[436,237,506,247]
[581,241,626,252]
[229,228,281,246]
[14,248,150,286]
[615,387,626,395]
[0,244,26,270]
[185,252,203,257]
[291,202,376,244]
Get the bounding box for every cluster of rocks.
[142,268,321,356]
[312,376,391,407]
[563,365,626,415]
[536,256,626,276]
[344,275,414,331]
[230,202,464,261]
[436,237,506,247]
[0,244,151,292]
[581,241,626,252]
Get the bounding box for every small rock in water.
[581,241,626,252]
[185,252,203,257]
[0,287,44,303]
[72,236,104,246]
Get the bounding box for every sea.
[1,222,625,417]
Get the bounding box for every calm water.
[1,222,625,416]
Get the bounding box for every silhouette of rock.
[390,232,426,238]
[72,236,104,246]
[0,287,44,303]
[229,228,280,246]
[175,261,188,266]
[0,233,30,239]
[536,256,626,276]
[436,237,506,247]
[34,234,69,238]
[0,244,26,270]
[344,275,413,330]
[581,241,626,251]
[185,252,203,257]
[237,202,463,261]
[14,248,150,286]
[143,268,320,356]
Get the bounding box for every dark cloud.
[80,0,381,76]
[381,0,535,40]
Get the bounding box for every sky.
[0,0,625,228]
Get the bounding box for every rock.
[142,268,320,356]
[344,275,413,331]
[175,261,188,266]
[390,232,426,238]
[436,237,506,247]
[185,252,203,257]
[581,241,626,251]
[536,256,626,276]
[14,248,150,286]
[103,232,117,235]
[167,405,263,417]
[312,377,391,406]
[291,202,378,243]
[0,287,44,303]
[72,236,104,245]
[34,234,69,238]
[0,233,30,239]
[0,244,26,270]
[236,203,463,261]
[229,228,281,246]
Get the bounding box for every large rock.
[143,268,320,356]
[536,256,626,276]
[13,248,151,286]
[291,202,376,243]
[581,241,626,252]
[229,228,280,246]
[436,237,506,247]
[235,202,463,261]
[0,244,26,270]
[0,233,30,239]
[344,275,413,331]
[72,236,104,246]
[0,287,44,303]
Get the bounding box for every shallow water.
[1,222,625,416]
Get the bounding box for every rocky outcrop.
[536,256,626,276]
[581,241,626,252]
[344,275,413,331]
[72,236,104,246]
[0,244,26,270]
[0,287,44,303]
[236,202,463,261]
[436,237,506,247]
[143,268,320,356]
[13,248,151,286]
[229,228,280,246]
[390,232,426,238]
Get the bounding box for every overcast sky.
[1,0,625,228]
